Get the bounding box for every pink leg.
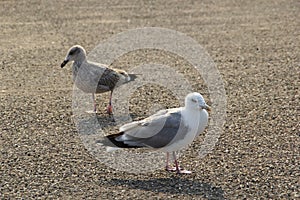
[172,152,191,174]
[166,152,169,168]
[165,152,175,171]
[107,91,113,114]
[165,152,180,172]
[173,152,180,173]
[92,93,97,112]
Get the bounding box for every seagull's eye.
[69,47,79,56]
[120,72,127,76]
[191,99,197,103]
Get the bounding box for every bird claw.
[165,166,191,174]
[165,166,178,172]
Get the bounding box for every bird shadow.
[74,114,116,136]
[105,176,225,199]
[75,111,147,136]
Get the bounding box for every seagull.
[61,45,137,114]
[99,92,211,174]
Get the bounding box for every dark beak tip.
[61,60,68,68]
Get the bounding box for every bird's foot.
[176,169,192,174]
[165,166,183,172]
[85,102,98,113]
[107,105,113,115]
[85,110,98,114]
[165,166,177,172]
[165,166,191,174]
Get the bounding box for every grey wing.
[82,62,115,92]
[94,68,119,93]
[119,109,170,138]
[118,111,189,149]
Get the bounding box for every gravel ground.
[1,0,299,199]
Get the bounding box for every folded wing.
[114,108,189,149]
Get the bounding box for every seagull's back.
[72,61,120,93]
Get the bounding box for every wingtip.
[128,74,138,81]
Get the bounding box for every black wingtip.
[128,74,139,81]
[97,132,142,149]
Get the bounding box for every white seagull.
[99,92,211,174]
[61,45,137,114]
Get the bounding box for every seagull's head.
[185,92,211,111]
[61,45,86,68]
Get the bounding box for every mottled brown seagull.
[61,45,136,114]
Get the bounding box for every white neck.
[181,107,208,134]
[181,107,199,125]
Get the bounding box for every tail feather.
[128,74,138,82]
[97,132,143,149]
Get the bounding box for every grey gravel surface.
[1,0,299,199]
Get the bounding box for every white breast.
[160,109,208,153]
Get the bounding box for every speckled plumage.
[61,45,136,113]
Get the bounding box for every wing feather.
[116,108,189,149]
